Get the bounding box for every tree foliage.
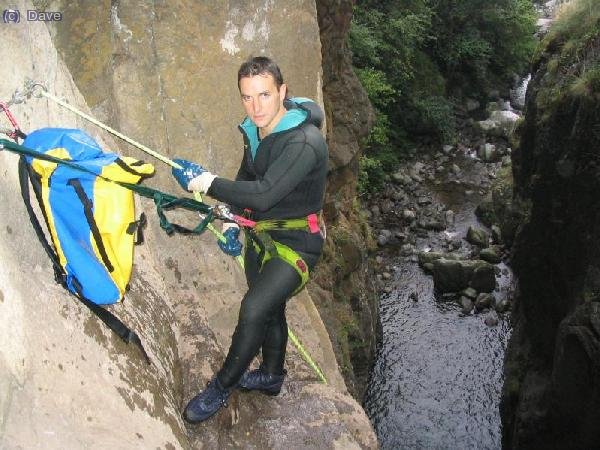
[350,0,537,193]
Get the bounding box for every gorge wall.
[501,1,600,448]
[0,1,377,448]
[311,0,378,399]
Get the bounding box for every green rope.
[288,328,327,384]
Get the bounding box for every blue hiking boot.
[183,376,233,423]
[238,367,287,396]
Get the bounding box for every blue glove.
[172,158,207,191]
[218,227,243,257]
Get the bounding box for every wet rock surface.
[501,4,600,447]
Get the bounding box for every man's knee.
[238,302,272,328]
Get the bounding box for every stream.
[359,2,557,446]
[363,138,516,449]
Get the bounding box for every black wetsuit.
[207,98,328,387]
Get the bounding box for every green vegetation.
[350,0,537,193]
[534,0,600,115]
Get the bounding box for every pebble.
[377,235,389,246]
[382,272,392,280]
[400,244,415,256]
[460,296,474,314]
[461,287,478,299]
[495,299,511,313]
[475,293,495,311]
[484,314,499,327]
[403,210,416,220]
[445,210,455,226]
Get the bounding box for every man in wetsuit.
[171,56,328,423]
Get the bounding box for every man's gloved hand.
[171,158,217,193]
[218,223,243,257]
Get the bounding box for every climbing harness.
[215,207,329,384]
[1,79,328,384]
[245,213,325,295]
[215,205,326,296]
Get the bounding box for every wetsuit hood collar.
[239,97,321,159]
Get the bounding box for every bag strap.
[18,156,66,285]
[18,156,151,364]
[67,178,114,272]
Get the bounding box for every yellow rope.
[36,84,326,383]
[288,329,327,383]
[39,90,181,169]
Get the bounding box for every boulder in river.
[460,287,478,300]
[467,226,490,248]
[480,247,502,264]
[475,293,495,311]
[418,251,463,267]
[377,229,393,246]
[442,144,454,154]
[445,210,455,227]
[476,110,520,138]
[460,296,475,315]
[465,98,480,112]
[489,110,520,137]
[478,143,498,162]
[432,258,496,293]
[392,171,412,185]
[470,263,496,292]
[484,313,499,327]
[403,209,417,221]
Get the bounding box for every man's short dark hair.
[238,56,284,89]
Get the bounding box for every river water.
[364,150,513,449]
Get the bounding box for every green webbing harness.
[246,217,318,295]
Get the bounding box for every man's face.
[239,73,287,135]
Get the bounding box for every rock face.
[501,3,600,448]
[311,0,378,400]
[0,1,376,448]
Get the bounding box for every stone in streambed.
[460,296,475,314]
[480,247,502,264]
[484,313,499,327]
[467,226,490,248]
[475,293,495,311]
[445,210,455,227]
[460,287,478,300]
[432,258,496,293]
[495,299,511,313]
[418,251,463,266]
